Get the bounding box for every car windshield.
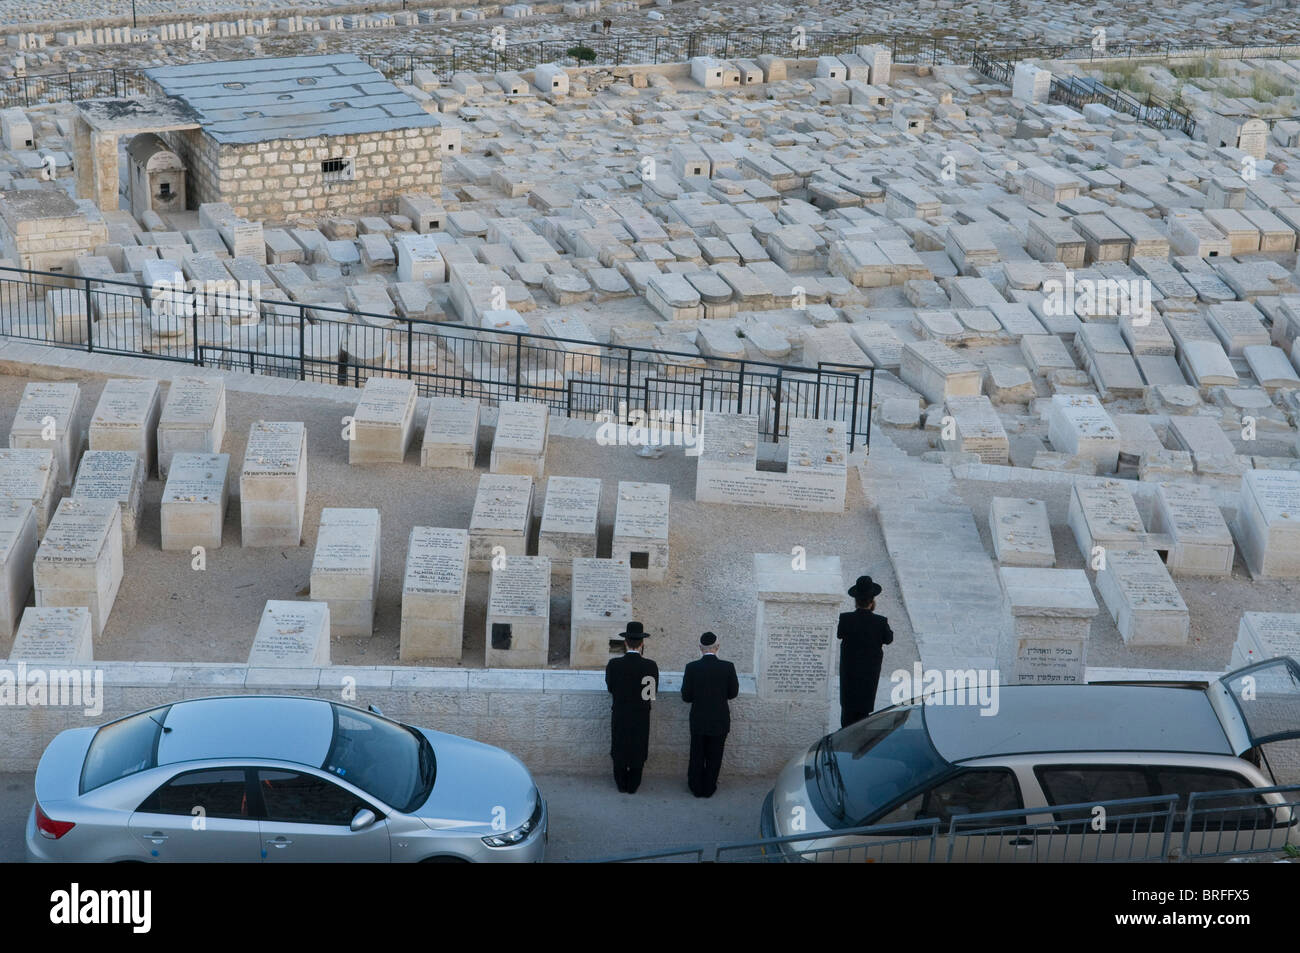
[809,705,951,828]
[322,705,433,813]
[81,707,170,794]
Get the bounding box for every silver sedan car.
[26,695,547,863]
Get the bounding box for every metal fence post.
[513,332,522,401]
[191,293,201,365]
[83,278,94,353]
[298,304,306,381]
[406,319,414,382]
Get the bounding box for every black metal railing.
[0,265,873,451]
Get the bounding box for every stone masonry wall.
[0,662,827,780]
[165,126,441,223]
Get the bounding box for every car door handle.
[268,838,293,848]
[1006,837,1033,847]
[145,832,168,843]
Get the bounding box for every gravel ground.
[0,371,883,674]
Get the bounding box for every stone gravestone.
[611,481,670,583]
[783,418,849,512]
[311,508,381,637]
[6,606,93,663]
[1234,470,1300,579]
[1067,480,1147,562]
[33,497,123,638]
[160,452,230,551]
[943,395,1010,465]
[0,448,58,537]
[157,377,226,481]
[400,526,469,661]
[537,476,601,576]
[88,378,161,476]
[1231,612,1300,669]
[485,554,551,668]
[9,382,82,492]
[240,421,307,548]
[989,497,1055,567]
[349,378,418,464]
[998,568,1098,685]
[490,400,549,479]
[900,340,981,404]
[468,473,534,571]
[421,396,480,469]
[247,600,331,667]
[753,553,843,702]
[0,500,37,640]
[570,557,633,669]
[1096,548,1190,646]
[70,450,145,551]
[1150,481,1234,576]
[1048,394,1120,473]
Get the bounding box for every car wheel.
[419,855,470,863]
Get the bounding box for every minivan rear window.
[80,707,170,794]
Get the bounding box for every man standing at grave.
[838,576,893,729]
[605,622,658,794]
[680,632,739,798]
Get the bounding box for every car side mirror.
[350,809,377,832]
[368,704,384,716]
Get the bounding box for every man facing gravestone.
[680,631,739,798]
[605,622,659,794]
[837,576,893,729]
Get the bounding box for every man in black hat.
[680,632,739,798]
[605,622,658,793]
[838,576,893,729]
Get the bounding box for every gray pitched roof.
[144,54,438,145]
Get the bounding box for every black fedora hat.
[619,621,646,640]
[848,576,882,600]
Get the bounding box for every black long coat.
[837,609,894,711]
[605,651,659,762]
[681,654,740,736]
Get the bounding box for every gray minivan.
[761,657,1300,861]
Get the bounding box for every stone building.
[126,133,187,220]
[144,54,441,222]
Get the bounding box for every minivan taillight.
[35,803,74,840]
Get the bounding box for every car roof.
[923,685,1234,762]
[156,696,335,768]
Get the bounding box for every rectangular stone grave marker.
[421,396,480,469]
[753,553,843,701]
[70,450,145,551]
[9,382,80,491]
[311,508,381,637]
[538,476,601,575]
[1151,481,1234,576]
[1231,612,1300,669]
[570,557,633,669]
[1048,394,1121,473]
[485,554,551,668]
[0,501,36,640]
[490,401,549,479]
[400,526,469,661]
[1068,480,1147,561]
[160,452,230,551]
[469,472,533,571]
[248,600,330,667]
[240,421,307,548]
[7,606,92,663]
[943,395,1010,465]
[33,497,122,638]
[1096,548,1190,646]
[611,481,670,583]
[157,377,226,480]
[999,568,1098,684]
[1235,470,1300,579]
[989,497,1055,567]
[349,378,417,464]
[900,340,981,404]
[89,378,160,476]
[0,448,58,537]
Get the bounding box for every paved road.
[0,771,768,862]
